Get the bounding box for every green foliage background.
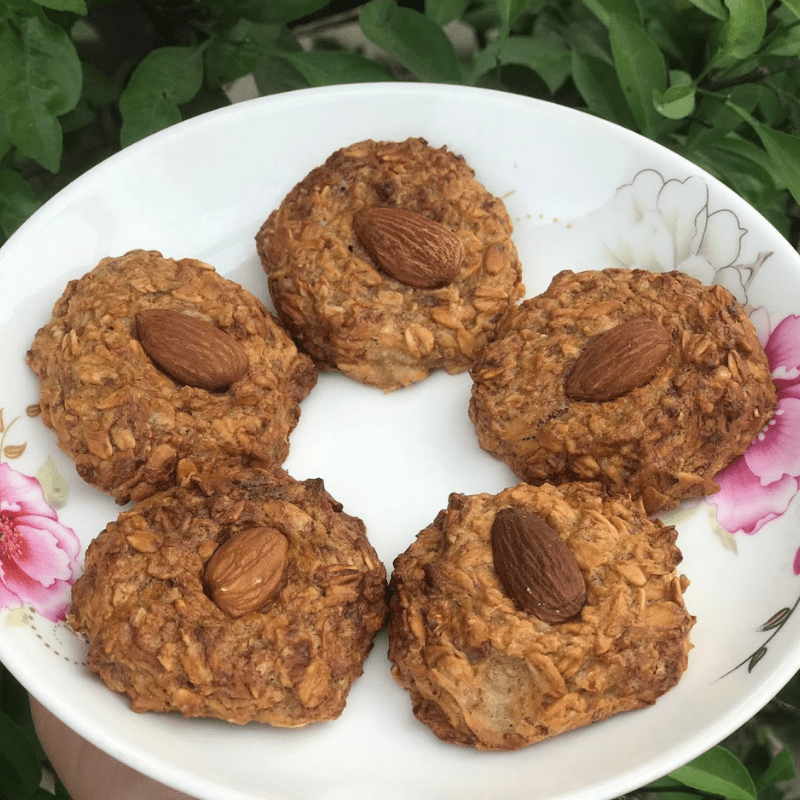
[1,0,800,797]
[1,0,800,249]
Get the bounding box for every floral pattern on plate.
[707,310,800,548]
[0,406,78,623]
[594,167,800,677]
[598,168,776,301]
[599,169,799,545]
[722,594,800,677]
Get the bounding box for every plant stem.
[703,58,800,92]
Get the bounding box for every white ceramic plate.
[1,83,800,800]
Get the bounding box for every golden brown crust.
[256,137,524,391]
[26,250,317,504]
[387,482,694,750]
[68,468,388,726]
[469,268,777,513]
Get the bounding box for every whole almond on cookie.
[136,308,248,391]
[352,207,465,289]
[203,526,288,618]
[564,317,671,402]
[491,507,586,624]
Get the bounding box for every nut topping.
[202,526,288,618]
[564,317,671,402]
[136,308,248,391]
[491,507,586,624]
[352,206,464,289]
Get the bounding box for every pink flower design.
[0,462,80,622]
[708,311,800,553]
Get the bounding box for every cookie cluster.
[27,138,776,749]
[27,249,387,727]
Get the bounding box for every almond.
[136,308,248,391]
[491,507,586,624]
[564,317,671,402]
[202,526,288,618]
[352,207,464,289]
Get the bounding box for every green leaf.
[727,98,800,203]
[702,131,784,188]
[495,0,532,27]
[714,0,767,65]
[653,83,695,119]
[125,46,204,107]
[54,774,71,799]
[683,0,727,18]
[121,98,180,150]
[0,752,37,800]
[578,0,641,28]
[359,0,462,83]
[669,69,693,87]
[750,121,800,207]
[0,169,42,237]
[31,789,58,800]
[30,0,87,13]
[571,49,636,128]
[205,20,281,88]
[471,35,571,94]
[252,55,309,96]
[0,73,64,175]
[119,46,204,147]
[7,15,81,116]
[691,144,790,239]
[758,748,795,789]
[563,15,615,62]
[780,0,800,18]
[686,83,761,149]
[0,665,32,728]
[425,0,471,26]
[641,776,702,800]
[0,665,41,760]
[0,709,43,797]
[756,83,786,128]
[225,0,331,24]
[607,13,667,137]
[280,51,395,86]
[0,109,12,161]
[762,20,800,56]
[669,746,758,800]
[0,16,82,171]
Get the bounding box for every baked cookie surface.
[256,137,523,391]
[68,468,388,726]
[387,482,694,750]
[27,250,317,504]
[469,268,777,513]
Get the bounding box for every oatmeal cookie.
[469,268,777,513]
[27,250,317,504]
[256,137,523,391]
[68,468,388,726]
[387,482,694,750]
